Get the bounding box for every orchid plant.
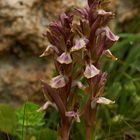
[39,0,119,140]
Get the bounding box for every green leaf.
[16,102,45,127]
[0,104,18,134]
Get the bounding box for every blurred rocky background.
[0,0,139,106]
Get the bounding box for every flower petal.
[40,45,53,57]
[97,9,113,16]
[96,27,119,42]
[37,101,58,112]
[96,97,115,105]
[84,64,100,79]
[57,52,72,64]
[65,111,80,122]
[40,45,59,57]
[65,111,76,117]
[103,49,118,61]
[105,27,119,41]
[50,75,68,89]
[71,38,86,52]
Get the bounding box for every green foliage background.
[0,33,140,140]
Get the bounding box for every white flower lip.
[84,64,100,79]
[40,45,53,57]
[57,52,72,64]
[97,9,113,16]
[91,97,115,109]
[96,97,115,105]
[70,38,86,52]
[50,75,68,89]
[37,101,58,112]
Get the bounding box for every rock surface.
[0,0,86,106]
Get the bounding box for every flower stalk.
[39,0,119,139]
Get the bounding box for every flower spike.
[39,0,119,139]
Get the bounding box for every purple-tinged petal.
[57,52,72,64]
[105,27,119,41]
[103,49,118,61]
[84,64,100,79]
[96,97,115,105]
[71,38,86,52]
[96,27,119,41]
[37,101,58,112]
[50,75,68,89]
[65,111,80,122]
[65,111,76,117]
[40,45,59,57]
[97,9,113,16]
